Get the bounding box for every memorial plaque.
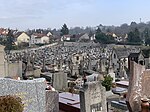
[80,81,107,112]
[0,78,46,112]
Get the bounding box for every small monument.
[126,61,145,112]
[0,45,6,77]
[80,81,107,112]
[52,71,67,91]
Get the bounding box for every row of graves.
[1,61,150,112]
[1,42,150,111]
[0,42,108,112]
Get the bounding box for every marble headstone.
[0,78,46,112]
[80,81,107,112]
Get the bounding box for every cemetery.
[0,41,150,112]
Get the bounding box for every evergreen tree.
[95,27,102,35]
[127,28,142,44]
[60,24,69,36]
[95,27,115,44]
[5,29,15,51]
[143,28,150,45]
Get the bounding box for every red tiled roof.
[0,28,8,35]
[32,33,46,38]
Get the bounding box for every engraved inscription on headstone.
[90,103,102,112]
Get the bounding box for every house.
[78,33,90,42]
[89,34,96,41]
[31,33,49,45]
[47,32,52,37]
[16,32,30,44]
[61,35,71,41]
[0,28,8,36]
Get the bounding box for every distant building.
[47,32,52,37]
[61,35,71,41]
[31,33,49,44]
[16,32,30,44]
[78,33,90,42]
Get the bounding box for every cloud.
[0,15,41,20]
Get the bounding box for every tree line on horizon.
[2,21,150,51]
[25,21,150,45]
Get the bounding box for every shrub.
[102,75,113,91]
[0,95,24,112]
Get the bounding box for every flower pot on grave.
[141,97,150,112]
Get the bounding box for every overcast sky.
[0,0,150,30]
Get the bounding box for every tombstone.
[0,78,46,112]
[33,68,41,77]
[141,70,150,96]
[52,71,67,91]
[5,60,22,78]
[80,81,107,112]
[100,58,107,72]
[71,64,79,76]
[46,90,59,112]
[88,58,92,70]
[0,45,5,77]
[126,61,145,112]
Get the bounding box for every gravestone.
[46,90,59,112]
[0,45,5,77]
[71,64,79,76]
[80,81,107,112]
[141,70,150,98]
[5,61,22,78]
[0,78,46,112]
[126,61,145,112]
[53,71,67,91]
[108,65,115,82]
